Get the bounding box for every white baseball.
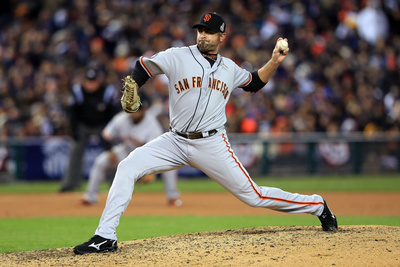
[277,39,288,52]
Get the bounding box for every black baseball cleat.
[318,200,338,231]
[73,235,118,255]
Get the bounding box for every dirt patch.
[2,226,399,266]
[0,192,399,266]
[1,192,400,218]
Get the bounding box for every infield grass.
[1,215,399,253]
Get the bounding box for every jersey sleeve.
[231,61,252,89]
[139,49,173,78]
[236,67,252,87]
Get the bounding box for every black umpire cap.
[85,68,100,80]
[193,12,226,33]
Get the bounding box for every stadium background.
[0,0,399,181]
[0,1,399,265]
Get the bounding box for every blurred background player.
[80,92,181,207]
[60,67,120,192]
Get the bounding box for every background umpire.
[60,67,120,192]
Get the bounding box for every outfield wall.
[0,132,399,181]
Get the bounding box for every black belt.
[170,127,217,139]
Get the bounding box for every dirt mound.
[2,225,399,266]
[1,192,399,266]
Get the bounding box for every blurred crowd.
[0,0,399,140]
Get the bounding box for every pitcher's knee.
[116,157,147,183]
[239,196,264,207]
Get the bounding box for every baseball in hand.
[277,39,288,52]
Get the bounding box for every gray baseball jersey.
[94,45,325,240]
[103,111,163,154]
[139,45,251,133]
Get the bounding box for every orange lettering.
[216,80,221,91]
[174,84,180,94]
[212,78,217,89]
[183,78,190,90]
[224,91,229,99]
[178,81,185,92]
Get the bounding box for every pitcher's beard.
[197,41,213,53]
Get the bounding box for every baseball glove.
[120,75,141,113]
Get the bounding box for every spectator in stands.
[357,0,390,45]
[0,0,398,150]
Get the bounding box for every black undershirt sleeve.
[242,71,267,93]
[131,60,151,87]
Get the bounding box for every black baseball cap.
[193,12,226,33]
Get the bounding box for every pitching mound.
[2,225,399,266]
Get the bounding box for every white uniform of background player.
[81,95,180,206]
[74,12,337,254]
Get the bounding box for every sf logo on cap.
[204,14,211,22]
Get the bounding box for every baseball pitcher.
[74,12,337,254]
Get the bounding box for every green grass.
[0,174,399,254]
[1,215,399,253]
[1,174,399,194]
[179,174,400,193]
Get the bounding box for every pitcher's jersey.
[103,111,163,151]
[139,45,252,133]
